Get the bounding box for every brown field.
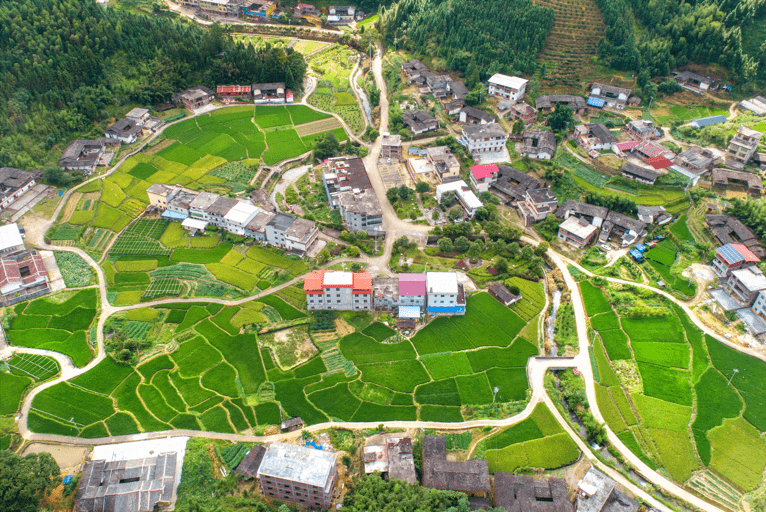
[295,117,343,137]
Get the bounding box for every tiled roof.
[353,272,372,291]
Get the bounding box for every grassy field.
[582,279,766,490]
[307,45,365,135]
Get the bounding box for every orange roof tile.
[303,270,325,292]
[353,272,372,290]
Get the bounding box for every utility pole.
[727,368,739,386]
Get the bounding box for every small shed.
[488,281,521,306]
[236,445,266,479]
[281,417,304,432]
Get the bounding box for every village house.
[381,133,402,161]
[372,277,398,310]
[294,2,318,16]
[125,107,151,125]
[0,223,25,256]
[674,146,720,174]
[487,74,528,102]
[321,156,383,232]
[632,140,671,161]
[304,270,372,310]
[242,0,275,19]
[403,110,438,134]
[426,146,461,182]
[435,180,483,218]
[558,216,599,249]
[598,210,646,247]
[724,267,766,306]
[252,82,290,103]
[217,85,252,103]
[490,165,544,203]
[443,99,465,116]
[673,70,716,92]
[422,435,489,496]
[576,468,639,512]
[173,85,215,110]
[337,189,383,232]
[257,443,337,511]
[637,205,671,224]
[402,59,429,82]
[588,83,632,109]
[327,5,357,24]
[105,118,143,144]
[690,115,727,129]
[517,188,557,226]
[725,126,763,168]
[450,81,469,101]
[706,214,765,259]
[399,273,427,310]
[469,164,499,193]
[575,123,619,151]
[199,0,242,17]
[0,168,40,212]
[0,249,50,306]
[710,168,764,197]
[281,417,304,432]
[535,95,588,115]
[460,124,508,159]
[488,281,521,306]
[235,445,266,480]
[624,119,660,140]
[712,243,761,278]
[620,162,660,185]
[426,272,466,315]
[422,72,453,99]
[508,102,538,127]
[362,437,417,485]
[459,106,495,125]
[519,129,556,160]
[58,138,118,174]
[556,200,608,228]
[754,291,766,319]
[494,474,573,512]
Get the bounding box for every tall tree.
[0,451,60,512]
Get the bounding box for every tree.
[346,246,360,257]
[495,257,508,273]
[394,236,410,252]
[484,221,501,238]
[356,230,367,240]
[415,181,430,193]
[474,207,489,222]
[534,241,549,256]
[521,245,534,261]
[505,282,521,295]
[512,119,524,135]
[467,242,482,261]
[313,132,340,160]
[397,185,412,200]
[441,191,456,207]
[317,248,331,264]
[508,242,520,256]
[438,237,453,253]
[432,210,440,221]
[448,205,463,220]
[454,236,470,253]
[547,103,574,132]
[350,262,363,272]
[530,256,544,272]
[386,188,399,204]
[0,450,60,512]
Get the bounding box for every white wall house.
[487,74,528,102]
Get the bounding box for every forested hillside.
[597,0,766,82]
[0,0,306,170]
[379,0,554,77]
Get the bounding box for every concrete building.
[399,273,426,309]
[321,156,383,233]
[517,188,557,226]
[725,126,763,167]
[507,101,538,127]
[304,270,372,310]
[624,119,660,140]
[577,468,639,512]
[422,435,489,497]
[724,267,766,306]
[0,223,25,255]
[712,243,761,278]
[674,146,720,174]
[257,443,338,511]
[588,83,632,109]
[426,146,461,182]
[460,124,508,158]
[0,250,50,306]
[487,74,528,102]
[199,0,242,17]
[381,133,402,161]
[372,277,399,310]
[754,290,766,318]
[0,168,40,212]
[337,189,383,232]
[435,180,483,218]
[469,164,499,193]
[426,272,465,315]
[459,106,496,125]
[558,216,599,248]
[172,85,215,110]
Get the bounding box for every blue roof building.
[635,243,647,253]
[587,97,606,108]
[629,249,644,261]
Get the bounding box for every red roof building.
[352,272,372,294]
[304,271,372,310]
[217,85,252,103]
[0,250,51,306]
[644,155,674,169]
[469,164,499,193]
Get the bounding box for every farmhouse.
[632,140,671,161]
[281,417,304,432]
[674,70,715,92]
[624,120,660,140]
[712,243,761,278]
[381,133,402,161]
[337,188,383,232]
[460,124,508,159]
[126,108,151,125]
[173,85,215,110]
[304,270,372,310]
[575,123,619,151]
[327,5,357,24]
[0,168,40,212]
[490,165,544,203]
[487,74,528,102]
[257,443,337,511]
[426,146,460,182]
[450,81,469,101]
[488,281,521,306]
[294,3,318,16]
[422,435,489,496]
[558,216,599,249]
[0,223,25,255]
[0,250,50,306]
[217,85,252,103]
[235,445,266,480]
[422,72,453,99]
[199,0,242,17]
[321,156,383,232]
[588,83,632,109]
[534,95,587,115]
[674,146,720,174]
[508,102,538,127]
[598,211,646,247]
[556,201,608,228]
[725,126,763,168]
[754,290,766,319]
[710,168,764,196]
[402,59,429,81]
[426,272,466,315]
[443,99,465,116]
[470,164,499,193]
[105,118,143,144]
[620,162,660,185]
[494,474,573,512]
[576,468,639,512]
[403,110,438,134]
[706,215,765,259]
[459,106,496,125]
[242,1,275,18]
[363,437,417,484]
[723,267,766,306]
[517,188,558,226]
[58,138,118,174]
[519,129,556,160]
[435,180,483,218]
[637,205,671,224]
[252,82,289,103]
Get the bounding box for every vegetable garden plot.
[110,233,172,256]
[579,281,611,316]
[254,106,293,129]
[8,354,60,381]
[142,278,183,298]
[644,239,678,267]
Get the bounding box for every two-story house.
[304,270,372,310]
[712,243,761,278]
[517,188,557,226]
[487,74,528,102]
[469,164,499,193]
[460,124,508,159]
[426,272,465,315]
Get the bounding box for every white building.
[754,290,766,317]
[222,202,259,235]
[487,74,528,102]
[460,124,508,158]
[435,180,483,218]
[0,223,25,255]
[426,272,465,315]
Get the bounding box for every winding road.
[3,42,749,512]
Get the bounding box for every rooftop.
[534,95,587,110]
[399,273,426,296]
[0,223,24,251]
[494,474,573,512]
[621,162,660,182]
[576,468,638,512]
[426,272,459,295]
[462,123,506,140]
[717,243,760,265]
[422,436,490,493]
[527,187,557,204]
[462,106,495,123]
[470,164,499,180]
[559,216,598,239]
[556,200,608,220]
[731,267,766,292]
[488,74,528,90]
[236,446,266,479]
[323,271,354,287]
[224,201,258,225]
[257,443,337,490]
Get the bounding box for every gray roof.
[422,436,490,493]
[606,210,646,233]
[730,267,766,292]
[0,168,38,201]
[105,118,143,138]
[189,191,218,211]
[711,168,763,191]
[675,146,718,170]
[535,95,587,110]
[207,196,238,216]
[451,81,469,99]
[337,188,382,216]
[587,123,619,144]
[403,110,438,132]
[268,212,298,232]
[521,129,556,155]
[462,123,506,140]
[257,443,337,489]
[172,85,214,102]
[494,474,573,512]
[556,200,608,220]
[526,187,557,204]
[577,468,639,512]
[621,162,660,182]
[285,217,317,241]
[236,446,266,479]
[461,106,495,123]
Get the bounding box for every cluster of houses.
[217,83,293,104]
[556,200,648,249]
[177,0,363,23]
[146,184,319,256]
[710,242,766,338]
[303,270,466,318]
[321,156,384,233]
[0,168,42,214]
[0,223,51,306]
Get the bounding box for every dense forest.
[0,0,307,170]
[597,0,766,82]
[378,0,554,78]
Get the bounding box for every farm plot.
[307,45,365,135]
[505,277,545,321]
[110,220,172,257]
[54,252,93,287]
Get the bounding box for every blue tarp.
[587,97,605,108]
[635,243,647,252]
[161,210,188,221]
[629,249,644,261]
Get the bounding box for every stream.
[547,290,561,356]
[355,77,372,126]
